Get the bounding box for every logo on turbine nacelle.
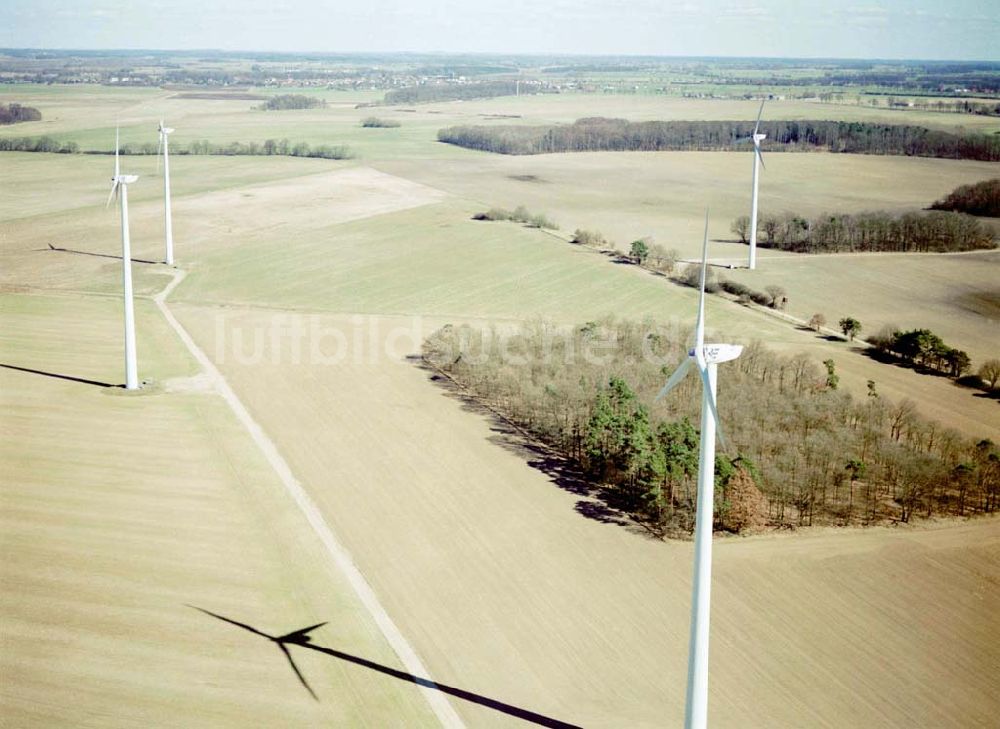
[690,344,743,364]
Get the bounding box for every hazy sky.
[1,0,998,60]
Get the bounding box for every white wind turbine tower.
[744,100,766,270]
[106,126,140,390]
[655,211,742,729]
[157,120,175,265]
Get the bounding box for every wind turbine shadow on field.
[410,357,654,537]
[189,606,583,728]
[0,363,117,388]
[43,243,159,265]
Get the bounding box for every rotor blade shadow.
[46,243,159,265]
[0,363,117,388]
[189,606,318,700]
[191,606,582,728]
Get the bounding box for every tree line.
[731,209,995,253]
[899,98,1000,117]
[0,136,78,153]
[259,94,324,110]
[423,319,1000,536]
[0,103,41,125]
[931,178,1000,217]
[0,136,351,160]
[474,206,558,230]
[437,117,1000,161]
[384,80,555,104]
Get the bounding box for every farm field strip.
[0,152,353,223]
[1,162,448,298]
[0,292,440,726]
[154,272,465,728]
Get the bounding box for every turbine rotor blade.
[697,363,729,452]
[114,125,120,178]
[157,128,162,174]
[277,642,319,700]
[655,358,693,402]
[105,180,118,209]
[695,208,709,350]
[753,99,765,136]
[755,142,765,171]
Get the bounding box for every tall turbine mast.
[157,120,175,265]
[655,211,742,729]
[106,126,140,390]
[747,100,766,270]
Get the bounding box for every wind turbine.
[106,126,140,390]
[655,211,742,729]
[157,120,175,265]
[743,100,766,270]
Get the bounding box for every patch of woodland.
[866,327,998,397]
[360,116,401,128]
[423,319,1000,538]
[0,103,41,125]
[258,94,324,111]
[931,178,1000,218]
[438,117,1000,161]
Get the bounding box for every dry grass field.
[2,83,999,727]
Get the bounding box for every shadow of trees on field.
[189,606,582,728]
[0,362,117,388]
[411,356,649,538]
[794,324,846,343]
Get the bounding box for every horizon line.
[1,47,998,64]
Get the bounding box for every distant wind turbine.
[741,100,766,270]
[655,210,742,729]
[157,120,175,265]
[106,126,140,390]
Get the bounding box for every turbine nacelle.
[107,174,139,207]
[690,343,743,364]
[157,120,173,175]
[752,132,767,145]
